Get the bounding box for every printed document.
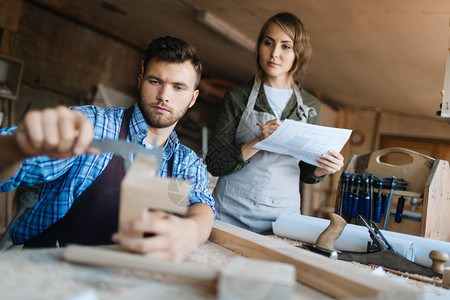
[253,120,352,167]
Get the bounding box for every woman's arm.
[205,90,248,176]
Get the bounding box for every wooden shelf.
[0,53,24,101]
[335,147,450,241]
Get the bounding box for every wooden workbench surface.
[0,241,333,300]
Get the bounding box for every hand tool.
[338,216,441,277]
[347,175,355,217]
[382,177,407,230]
[305,214,441,278]
[90,139,163,171]
[358,176,365,218]
[351,176,361,222]
[374,179,383,223]
[363,175,371,220]
[395,196,406,223]
[339,173,350,217]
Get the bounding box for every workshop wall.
[11,1,141,120]
[3,1,449,225]
[304,106,450,219]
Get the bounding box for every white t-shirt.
[263,85,293,119]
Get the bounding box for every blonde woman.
[206,12,344,234]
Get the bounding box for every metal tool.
[395,196,406,223]
[90,139,163,171]
[298,213,441,278]
[352,176,361,223]
[347,175,355,217]
[382,177,407,230]
[337,216,441,278]
[374,179,383,222]
[339,173,349,216]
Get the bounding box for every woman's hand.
[241,119,282,161]
[314,150,344,177]
[258,119,282,141]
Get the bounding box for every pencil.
[256,123,264,127]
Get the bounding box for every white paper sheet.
[253,120,352,167]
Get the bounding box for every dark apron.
[24,107,173,248]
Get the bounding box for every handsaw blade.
[90,139,163,171]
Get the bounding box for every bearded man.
[0,36,215,262]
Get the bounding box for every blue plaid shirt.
[0,105,215,245]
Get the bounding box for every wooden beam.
[27,0,146,50]
[209,220,424,299]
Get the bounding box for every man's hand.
[314,150,345,177]
[112,203,214,262]
[0,106,94,182]
[16,106,94,158]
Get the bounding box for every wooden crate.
[334,147,450,241]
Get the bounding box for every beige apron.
[213,77,316,234]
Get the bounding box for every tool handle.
[351,194,359,218]
[374,198,382,223]
[315,213,347,251]
[364,195,371,220]
[395,196,405,223]
[429,250,449,274]
[347,191,353,216]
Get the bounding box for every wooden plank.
[209,220,424,299]
[27,0,146,50]
[62,245,218,289]
[422,160,450,240]
[63,245,297,299]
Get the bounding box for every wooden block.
[443,267,450,288]
[218,256,295,300]
[119,155,190,235]
[210,220,424,300]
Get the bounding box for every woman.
[206,12,344,234]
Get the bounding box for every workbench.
[0,241,332,300]
[1,220,449,299]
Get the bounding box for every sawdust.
[0,248,217,300]
[184,240,242,268]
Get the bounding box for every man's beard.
[138,95,190,129]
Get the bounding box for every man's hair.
[143,36,202,88]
